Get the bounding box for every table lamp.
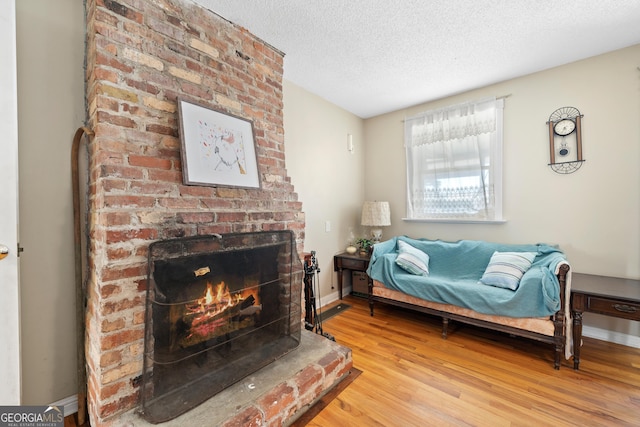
[361,201,391,243]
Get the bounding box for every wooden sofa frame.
[368,263,571,369]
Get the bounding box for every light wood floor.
[65,295,640,426]
[307,295,640,427]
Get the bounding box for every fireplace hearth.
[140,231,301,423]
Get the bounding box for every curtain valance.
[405,97,497,147]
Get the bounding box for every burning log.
[180,307,260,347]
[239,304,262,316]
[177,281,261,348]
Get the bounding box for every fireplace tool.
[72,126,94,426]
[304,251,335,341]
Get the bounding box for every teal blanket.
[367,236,568,318]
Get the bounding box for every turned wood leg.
[573,311,583,370]
[554,341,562,370]
[552,314,564,370]
[442,317,449,339]
[368,278,374,316]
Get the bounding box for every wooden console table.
[571,273,640,369]
[333,252,370,299]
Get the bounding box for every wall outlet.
[325,220,331,232]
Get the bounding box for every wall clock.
[546,106,585,174]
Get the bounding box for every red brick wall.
[84,0,305,424]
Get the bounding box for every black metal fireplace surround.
[140,231,301,423]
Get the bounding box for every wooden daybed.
[367,236,572,369]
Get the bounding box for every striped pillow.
[478,251,537,290]
[395,240,430,276]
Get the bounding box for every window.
[404,97,503,222]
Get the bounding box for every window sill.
[402,218,507,225]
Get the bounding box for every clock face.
[554,118,576,136]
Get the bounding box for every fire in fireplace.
[140,231,301,423]
[177,280,261,348]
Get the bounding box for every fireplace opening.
[140,231,301,423]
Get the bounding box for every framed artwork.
[178,99,261,188]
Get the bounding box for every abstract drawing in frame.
[178,99,261,188]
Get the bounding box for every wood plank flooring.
[65,295,640,426]
[307,295,640,426]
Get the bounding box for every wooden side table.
[571,273,640,369]
[333,252,371,299]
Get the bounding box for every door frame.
[0,0,22,405]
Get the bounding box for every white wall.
[364,44,640,342]
[16,0,85,404]
[283,81,365,303]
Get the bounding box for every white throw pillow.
[395,240,430,276]
[479,251,537,290]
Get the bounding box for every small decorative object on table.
[356,237,373,255]
[346,228,357,254]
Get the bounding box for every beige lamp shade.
[361,201,390,242]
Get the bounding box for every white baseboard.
[317,286,351,309]
[582,325,640,349]
[50,394,77,416]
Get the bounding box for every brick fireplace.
[82,0,350,425]
[140,231,302,423]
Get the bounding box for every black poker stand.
[303,251,335,341]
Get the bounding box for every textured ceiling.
[195,0,640,118]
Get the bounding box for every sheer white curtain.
[405,97,503,221]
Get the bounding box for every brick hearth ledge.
[116,331,353,426]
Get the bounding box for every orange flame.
[203,283,214,305]
[182,281,262,346]
[196,281,259,313]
